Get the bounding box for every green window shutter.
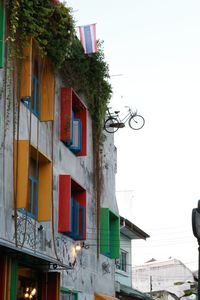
[110,211,120,259]
[10,260,18,300]
[0,1,5,68]
[100,208,110,255]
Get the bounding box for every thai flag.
[78,24,97,54]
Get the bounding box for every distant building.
[115,216,151,300]
[132,259,197,300]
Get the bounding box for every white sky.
[65,0,200,271]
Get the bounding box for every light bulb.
[24,293,29,298]
[31,288,36,296]
[75,244,81,251]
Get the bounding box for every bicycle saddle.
[114,111,120,114]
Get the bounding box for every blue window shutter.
[28,176,38,219]
[78,205,85,240]
[32,75,40,117]
[72,199,79,238]
[70,119,82,153]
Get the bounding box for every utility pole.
[192,200,200,300]
[150,275,153,296]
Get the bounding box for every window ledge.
[115,269,129,277]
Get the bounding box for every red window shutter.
[58,175,71,233]
[60,88,72,143]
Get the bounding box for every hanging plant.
[7,0,75,69]
[61,38,112,141]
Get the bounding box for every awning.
[118,284,153,300]
[0,238,72,270]
[95,292,119,300]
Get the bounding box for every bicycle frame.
[104,106,145,133]
[107,107,136,124]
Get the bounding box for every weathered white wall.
[0,71,119,297]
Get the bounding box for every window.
[60,87,87,156]
[15,140,52,221]
[27,158,38,218]
[60,289,77,300]
[69,114,82,153]
[20,38,55,121]
[118,250,127,272]
[58,175,86,240]
[100,208,120,259]
[0,2,5,68]
[31,44,40,117]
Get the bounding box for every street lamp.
[192,200,200,300]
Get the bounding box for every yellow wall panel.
[40,58,55,121]
[20,38,32,100]
[15,140,29,209]
[38,161,52,221]
[95,293,119,300]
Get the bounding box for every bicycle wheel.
[104,117,120,133]
[129,114,145,130]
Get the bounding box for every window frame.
[119,249,128,272]
[15,141,52,222]
[59,175,86,240]
[60,87,87,156]
[20,38,55,121]
[100,208,120,259]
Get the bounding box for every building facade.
[0,2,120,300]
[132,259,196,299]
[115,217,151,300]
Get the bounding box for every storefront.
[0,242,70,300]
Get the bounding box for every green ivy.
[61,39,112,141]
[7,0,75,69]
[8,0,112,137]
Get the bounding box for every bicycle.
[104,106,145,133]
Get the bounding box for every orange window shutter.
[38,161,52,221]
[20,38,32,100]
[14,140,29,209]
[40,57,55,121]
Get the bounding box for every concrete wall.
[0,70,119,297]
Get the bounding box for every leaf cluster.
[8,0,112,138]
[61,39,112,140]
[8,0,75,68]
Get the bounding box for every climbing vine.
[61,39,112,257]
[61,38,112,142]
